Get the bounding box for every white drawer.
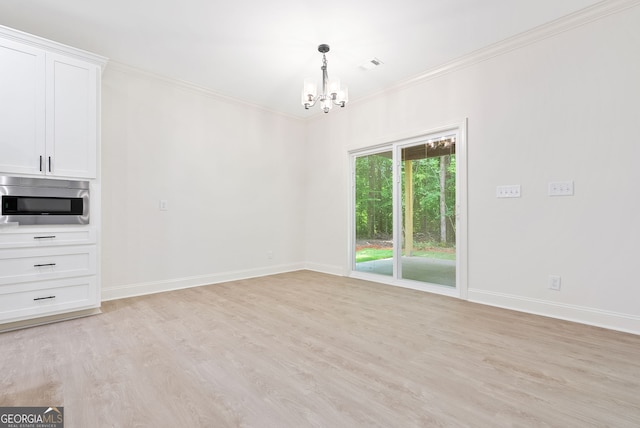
[0,276,98,322]
[0,228,95,248]
[0,245,96,285]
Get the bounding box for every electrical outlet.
[548,181,574,196]
[496,185,521,198]
[267,250,274,260]
[549,275,561,291]
[159,200,168,211]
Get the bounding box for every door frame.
[348,120,468,299]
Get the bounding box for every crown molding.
[0,24,108,69]
[105,60,304,121]
[354,0,640,105]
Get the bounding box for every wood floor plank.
[1,270,639,427]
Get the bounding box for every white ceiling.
[0,0,603,118]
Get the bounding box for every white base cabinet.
[0,227,100,326]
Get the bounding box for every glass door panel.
[354,150,394,277]
[400,137,456,286]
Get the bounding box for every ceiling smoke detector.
[361,57,384,70]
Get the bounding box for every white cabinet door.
[0,228,96,248]
[46,53,98,178]
[0,276,97,322]
[0,245,96,285]
[0,39,46,175]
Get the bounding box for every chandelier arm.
[304,95,322,109]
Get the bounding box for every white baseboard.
[102,265,640,336]
[101,263,306,301]
[0,308,102,333]
[303,262,347,277]
[468,288,640,336]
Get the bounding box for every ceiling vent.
[361,57,384,70]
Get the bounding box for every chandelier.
[301,44,348,113]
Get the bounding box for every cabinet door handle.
[48,156,52,172]
[39,155,43,172]
[34,295,56,301]
[34,263,57,267]
[34,235,57,240]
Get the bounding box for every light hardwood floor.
[1,271,639,427]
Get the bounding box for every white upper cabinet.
[0,27,106,179]
[0,39,46,175]
[46,54,99,178]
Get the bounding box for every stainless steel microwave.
[0,176,90,225]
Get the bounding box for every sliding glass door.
[400,137,456,287]
[351,127,464,295]
[353,150,394,277]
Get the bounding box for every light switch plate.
[496,185,521,198]
[549,181,574,196]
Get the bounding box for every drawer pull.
[34,263,57,268]
[34,235,57,239]
[34,295,56,301]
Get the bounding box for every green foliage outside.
[406,155,456,245]
[356,247,455,263]
[354,152,394,239]
[355,248,393,263]
[355,150,456,263]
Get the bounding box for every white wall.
[304,6,640,333]
[100,65,307,299]
[98,5,640,334]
